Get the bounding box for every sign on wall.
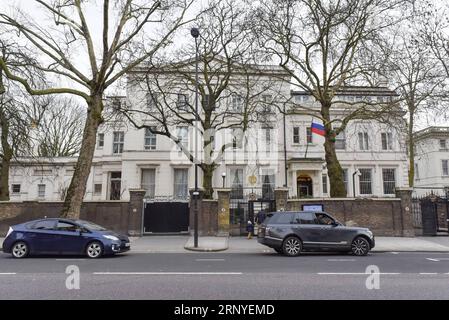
[302,204,324,212]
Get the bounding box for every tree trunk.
[322,103,346,197]
[407,112,415,187]
[201,163,216,199]
[0,112,12,201]
[61,94,103,218]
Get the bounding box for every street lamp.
[352,169,361,198]
[222,172,226,188]
[191,27,200,248]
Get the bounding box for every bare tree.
[0,0,195,217]
[37,98,85,157]
[253,0,410,197]
[114,0,287,198]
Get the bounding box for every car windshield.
[75,220,107,231]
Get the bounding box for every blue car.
[2,218,131,258]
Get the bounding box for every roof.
[291,86,398,97]
[414,127,449,140]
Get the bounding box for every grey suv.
[257,211,375,256]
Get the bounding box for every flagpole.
[304,117,313,159]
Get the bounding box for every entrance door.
[110,172,122,200]
[297,175,313,198]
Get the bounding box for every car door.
[27,220,59,254]
[54,221,88,255]
[291,212,323,248]
[314,212,349,248]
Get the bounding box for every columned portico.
[288,158,325,198]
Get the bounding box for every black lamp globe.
[190,27,200,38]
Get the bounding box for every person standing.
[246,220,254,239]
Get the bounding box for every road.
[1,250,449,299]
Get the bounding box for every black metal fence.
[412,188,449,236]
[229,187,275,236]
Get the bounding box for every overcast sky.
[3,0,449,130]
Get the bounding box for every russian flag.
[311,122,325,136]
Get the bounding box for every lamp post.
[352,169,361,198]
[191,27,200,248]
[222,172,226,188]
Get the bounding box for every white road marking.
[93,272,243,275]
[0,273,16,275]
[195,259,225,261]
[419,273,438,275]
[426,258,440,262]
[318,272,400,275]
[56,259,86,261]
[390,252,399,255]
[327,259,356,262]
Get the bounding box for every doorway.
[297,175,313,198]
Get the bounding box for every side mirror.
[331,221,339,227]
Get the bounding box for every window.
[382,168,396,195]
[322,174,328,194]
[174,169,188,199]
[56,221,79,232]
[31,220,55,230]
[109,172,122,200]
[34,169,52,176]
[263,127,272,154]
[142,169,156,199]
[262,172,275,199]
[94,184,102,195]
[271,213,293,224]
[315,213,334,225]
[176,126,188,151]
[177,93,189,111]
[335,129,346,150]
[342,169,348,196]
[381,132,393,150]
[144,127,157,150]
[358,132,369,150]
[230,168,244,199]
[306,127,313,144]
[415,163,419,180]
[261,95,272,113]
[113,131,124,154]
[231,94,243,112]
[11,184,21,194]
[442,160,449,176]
[38,184,46,198]
[232,128,242,149]
[359,169,372,195]
[292,212,315,225]
[146,92,158,109]
[440,139,447,149]
[97,133,104,148]
[293,127,300,144]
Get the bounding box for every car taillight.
[6,227,13,238]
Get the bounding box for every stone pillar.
[216,188,231,236]
[128,189,146,236]
[274,188,289,211]
[189,188,205,236]
[395,187,415,237]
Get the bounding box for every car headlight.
[103,235,119,241]
[6,227,13,238]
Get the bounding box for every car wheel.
[282,236,302,257]
[351,237,370,256]
[274,248,284,254]
[86,241,104,259]
[12,241,29,259]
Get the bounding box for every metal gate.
[229,188,276,235]
[412,188,449,236]
[143,201,189,234]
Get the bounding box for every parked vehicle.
[2,218,130,259]
[257,211,375,256]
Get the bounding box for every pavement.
[2,251,449,299]
[2,235,449,253]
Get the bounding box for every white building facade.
[7,64,410,202]
[414,127,449,196]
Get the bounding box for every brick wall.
[287,198,409,236]
[0,190,146,236]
